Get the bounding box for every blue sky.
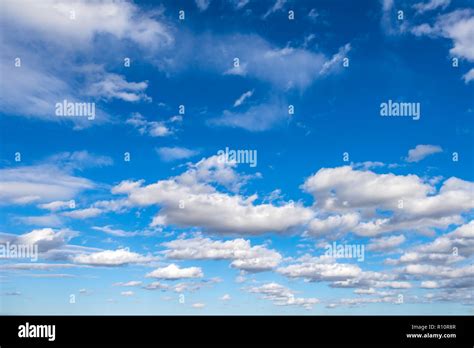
[0,0,473,315]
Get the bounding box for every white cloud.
[85,73,151,102]
[156,147,199,162]
[367,235,406,252]
[162,237,282,272]
[211,99,289,131]
[1,0,173,49]
[62,208,102,219]
[406,144,443,162]
[306,213,360,238]
[388,221,474,265]
[6,228,77,253]
[320,43,351,75]
[302,165,473,237]
[192,302,206,308]
[92,226,141,238]
[262,0,286,19]
[113,281,142,287]
[413,0,451,14]
[145,264,203,280]
[195,34,328,90]
[421,280,440,289]
[233,90,254,107]
[38,200,75,212]
[411,9,474,62]
[73,249,154,266]
[302,166,432,213]
[126,113,172,137]
[246,282,319,309]
[17,215,63,227]
[0,165,94,205]
[121,291,134,296]
[195,0,211,11]
[220,294,231,301]
[113,156,313,234]
[277,256,362,282]
[230,0,249,10]
[462,68,474,83]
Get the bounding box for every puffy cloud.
[126,113,173,137]
[162,237,282,272]
[302,166,473,237]
[11,228,76,253]
[246,282,319,309]
[402,263,474,279]
[220,294,231,301]
[73,249,154,266]
[277,256,362,282]
[388,221,474,265]
[367,235,406,252]
[145,264,203,280]
[0,1,172,122]
[1,0,173,49]
[411,9,474,62]
[113,156,313,235]
[85,73,151,102]
[306,213,360,238]
[302,166,431,213]
[406,144,443,162]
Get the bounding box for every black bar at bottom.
[0,315,472,347]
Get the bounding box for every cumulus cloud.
[73,249,154,266]
[387,221,474,265]
[112,155,313,235]
[406,144,443,162]
[162,237,282,272]
[246,282,319,309]
[367,235,406,252]
[411,9,474,62]
[145,264,203,280]
[302,166,473,237]
[85,73,151,102]
[1,0,173,49]
[126,113,173,137]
